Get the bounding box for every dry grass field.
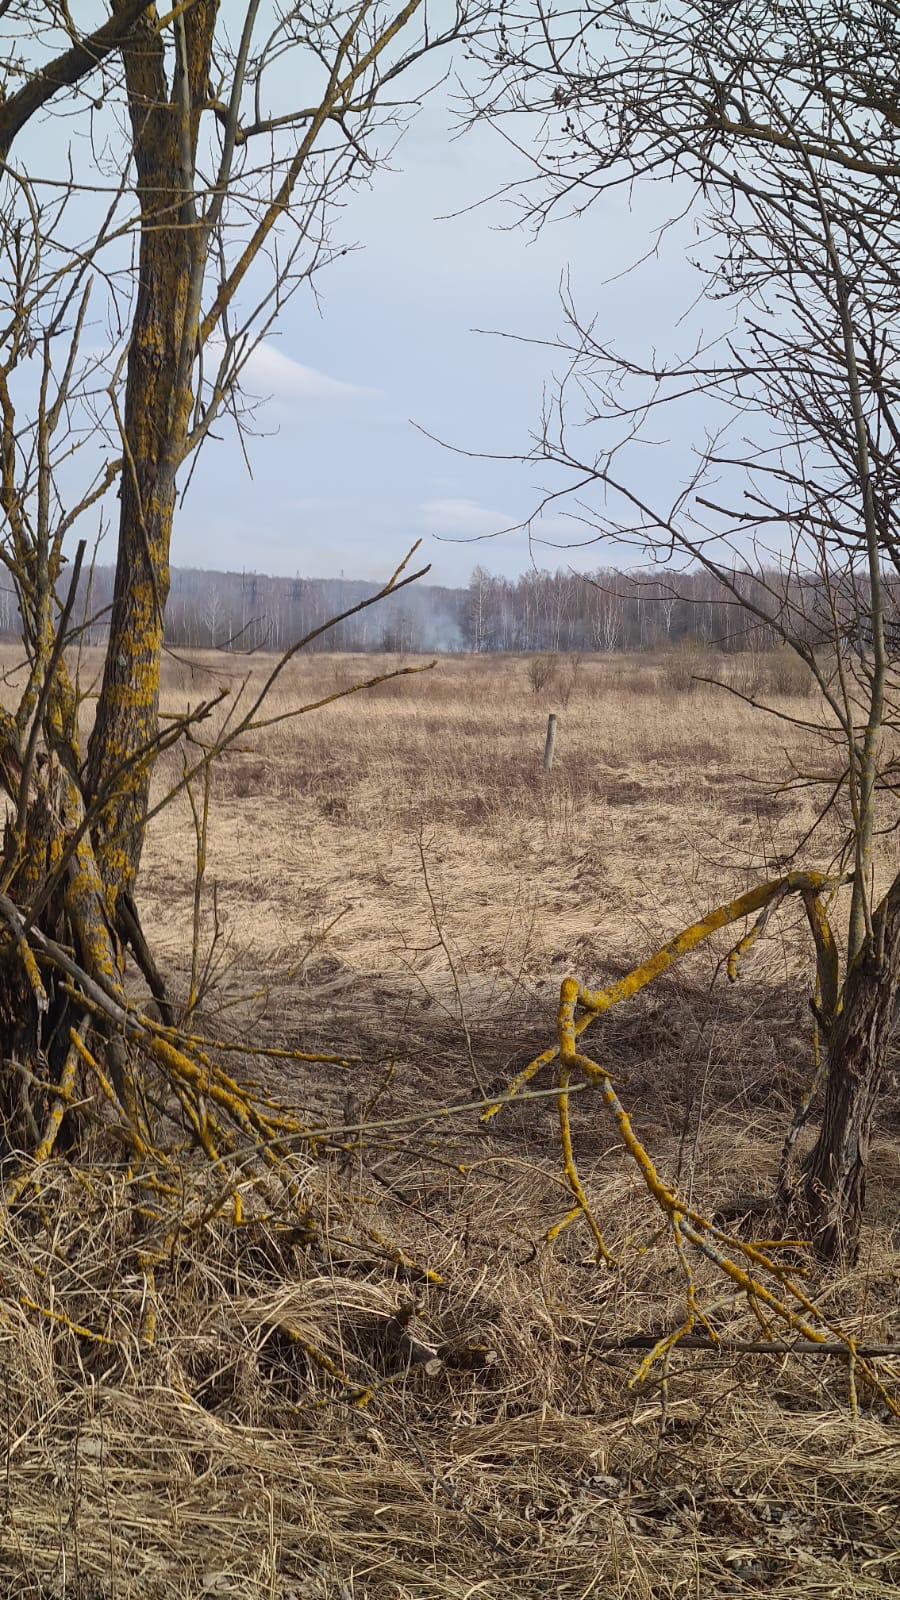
[2,644,899,1599]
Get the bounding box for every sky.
[173,63,703,585]
[10,8,709,591]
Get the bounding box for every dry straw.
[2,648,899,1596]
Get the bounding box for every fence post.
[543,712,558,771]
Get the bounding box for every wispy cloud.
[419,497,518,539]
[242,341,382,402]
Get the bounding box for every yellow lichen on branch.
[484,871,844,1124]
[2,1030,81,1207]
[487,870,899,1415]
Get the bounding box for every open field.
[2,646,899,1598]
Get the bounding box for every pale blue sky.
[177,88,700,586]
[9,11,707,591]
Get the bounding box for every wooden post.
[543,712,558,771]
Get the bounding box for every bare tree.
[0,3,479,1170]
[475,0,900,1257]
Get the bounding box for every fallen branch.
[589,1335,900,1358]
[487,869,900,1419]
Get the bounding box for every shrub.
[665,638,712,692]
[758,646,816,697]
[527,652,559,694]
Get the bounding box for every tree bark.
[85,3,217,908]
[800,873,900,1260]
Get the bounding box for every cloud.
[242,341,382,402]
[419,497,518,539]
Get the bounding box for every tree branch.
[0,3,160,164]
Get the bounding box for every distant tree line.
[0,561,886,657]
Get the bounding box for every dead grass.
[1,645,899,1598]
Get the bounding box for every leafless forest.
[0,560,889,656]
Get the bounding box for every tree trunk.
[1,9,216,1168]
[800,874,900,1260]
[85,3,215,908]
